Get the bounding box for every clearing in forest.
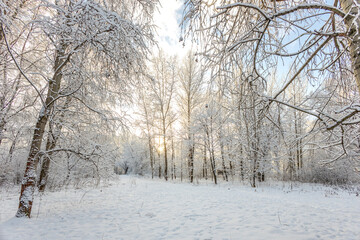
[1,176,359,240]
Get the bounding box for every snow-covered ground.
[1,176,359,240]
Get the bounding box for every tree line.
[0,0,359,219]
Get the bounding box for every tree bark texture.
[38,97,71,192]
[16,46,64,218]
[340,0,360,94]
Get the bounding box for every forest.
[0,0,360,231]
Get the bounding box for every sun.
[155,136,165,153]
[157,145,165,153]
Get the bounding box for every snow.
[1,176,360,240]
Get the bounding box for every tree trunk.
[207,128,217,185]
[239,145,244,181]
[16,101,53,218]
[210,148,217,185]
[16,45,65,218]
[251,100,258,188]
[171,136,176,179]
[229,161,233,180]
[6,129,21,163]
[158,162,162,179]
[163,135,168,181]
[203,144,207,180]
[209,116,217,184]
[340,0,360,94]
[148,136,154,179]
[38,129,54,192]
[142,96,154,179]
[162,118,168,181]
[219,135,228,182]
[251,143,257,188]
[187,108,195,182]
[188,136,194,183]
[0,119,5,146]
[38,97,70,192]
[180,154,183,182]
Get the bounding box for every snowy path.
[1,176,360,240]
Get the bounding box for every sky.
[153,0,190,58]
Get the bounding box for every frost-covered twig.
[1,24,46,107]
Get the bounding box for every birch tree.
[6,0,157,218]
[137,79,157,179]
[149,52,177,181]
[182,0,360,183]
[178,51,204,183]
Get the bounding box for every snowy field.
[1,176,360,240]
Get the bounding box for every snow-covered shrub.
[0,148,28,186]
[40,128,122,190]
[301,164,351,185]
[116,139,150,176]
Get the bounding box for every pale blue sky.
[154,0,190,57]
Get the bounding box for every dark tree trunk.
[229,161,233,180]
[203,144,207,180]
[188,137,194,183]
[164,136,168,181]
[38,97,70,192]
[148,137,154,179]
[210,149,217,185]
[0,119,5,146]
[171,136,175,180]
[16,44,65,218]
[219,137,228,182]
[340,0,360,94]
